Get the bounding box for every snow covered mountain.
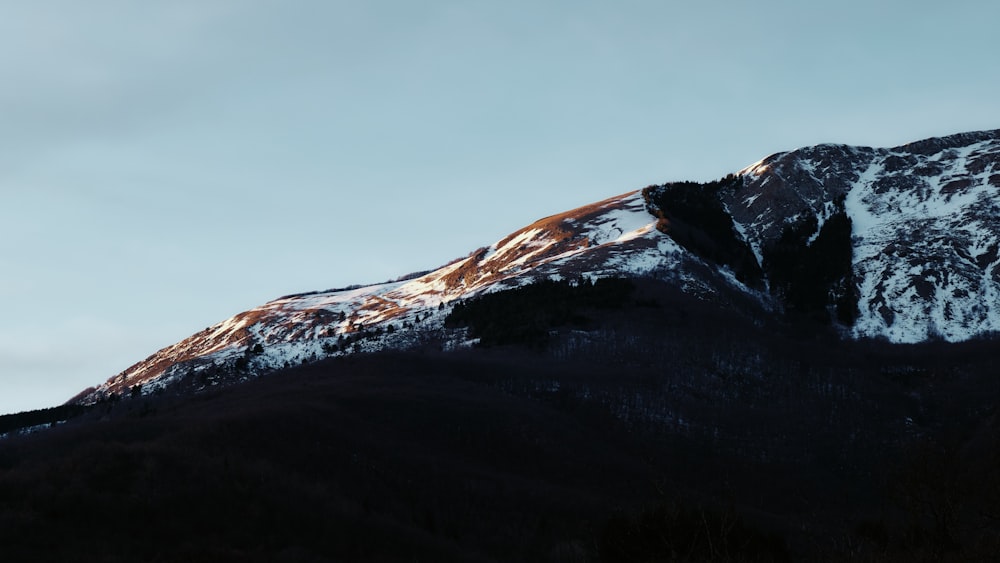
[73,129,1000,403]
[731,129,1000,341]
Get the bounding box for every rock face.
[72,129,1000,403]
[730,129,1000,341]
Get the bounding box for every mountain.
[10,128,1000,562]
[72,129,1000,404]
[733,129,1000,341]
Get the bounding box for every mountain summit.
[74,129,1000,403]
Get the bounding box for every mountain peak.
[73,129,1000,403]
[891,128,1000,155]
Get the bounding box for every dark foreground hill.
[4,278,1000,562]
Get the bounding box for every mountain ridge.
[73,128,1000,404]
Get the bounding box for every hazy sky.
[2,0,999,414]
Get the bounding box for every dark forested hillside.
[3,278,1000,562]
[444,277,635,347]
[642,176,764,288]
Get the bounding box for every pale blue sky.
[2,0,999,414]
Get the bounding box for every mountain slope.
[729,129,1000,340]
[74,190,744,402]
[73,129,1000,403]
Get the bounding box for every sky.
[2,0,999,415]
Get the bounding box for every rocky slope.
[732,129,1000,341]
[72,129,1000,403]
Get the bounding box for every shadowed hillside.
[4,278,1000,561]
